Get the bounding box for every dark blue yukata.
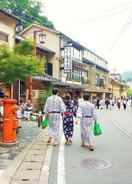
[63,100,76,139]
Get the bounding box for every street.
[0,107,132,184]
[0,1,132,184]
[49,106,132,184]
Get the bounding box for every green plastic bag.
[41,118,49,129]
[93,121,102,136]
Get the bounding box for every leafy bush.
[38,85,53,111]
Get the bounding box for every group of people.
[16,101,33,130]
[44,88,97,151]
[94,97,131,110]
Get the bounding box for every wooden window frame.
[0,31,8,42]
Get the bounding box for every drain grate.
[26,168,33,170]
[21,179,30,181]
[26,161,38,163]
[81,158,111,170]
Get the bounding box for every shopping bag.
[93,121,102,136]
[41,118,49,129]
[30,115,37,121]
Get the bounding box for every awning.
[52,81,70,87]
[33,75,56,82]
[36,44,55,55]
[84,87,112,93]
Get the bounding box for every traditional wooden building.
[19,24,60,105]
[0,9,20,97]
[111,78,128,98]
[59,33,112,99]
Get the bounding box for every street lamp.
[27,29,46,102]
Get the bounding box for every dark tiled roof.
[0,9,20,22]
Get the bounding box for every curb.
[0,141,18,147]
[0,130,46,184]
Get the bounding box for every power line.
[82,1,132,23]
[109,11,132,50]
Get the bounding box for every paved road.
[49,106,132,184]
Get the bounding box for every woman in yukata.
[63,94,77,145]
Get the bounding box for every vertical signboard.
[64,47,72,73]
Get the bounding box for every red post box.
[2,99,18,144]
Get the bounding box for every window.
[67,67,82,81]
[73,48,81,59]
[96,74,100,86]
[46,63,53,76]
[0,31,8,42]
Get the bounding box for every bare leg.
[47,137,52,144]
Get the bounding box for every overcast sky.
[43,0,132,73]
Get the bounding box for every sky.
[42,0,132,73]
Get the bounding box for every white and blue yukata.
[77,101,97,145]
[44,95,66,139]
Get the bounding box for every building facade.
[0,9,19,97]
[111,78,128,98]
[20,24,60,104]
[20,24,60,79]
[59,33,111,99]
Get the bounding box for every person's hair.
[64,95,71,104]
[83,94,90,101]
[65,95,71,101]
[52,88,58,95]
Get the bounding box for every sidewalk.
[0,121,40,172]
[0,122,53,184]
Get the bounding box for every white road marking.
[57,133,66,184]
[112,121,132,139]
[0,170,4,176]
[39,146,53,184]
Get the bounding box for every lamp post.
[27,29,46,102]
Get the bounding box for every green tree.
[0,40,44,86]
[127,88,132,97]
[38,85,53,111]
[0,0,54,29]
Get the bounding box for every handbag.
[93,121,102,136]
[41,118,49,129]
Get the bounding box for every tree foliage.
[0,0,54,29]
[15,39,34,55]
[0,40,44,86]
[38,84,53,110]
[127,88,132,97]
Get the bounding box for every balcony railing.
[83,56,108,70]
[60,56,83,64]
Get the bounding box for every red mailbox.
[2,99,18,144]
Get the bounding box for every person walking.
[44,88,66,146]
[77,94,97,151]
[63,95,76,145]
[96,99,100,109]
[105,98,110,110]
[123,98,127,110]
[117,98,121,110]
[99,98,105,110]
[23,101,33,120]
